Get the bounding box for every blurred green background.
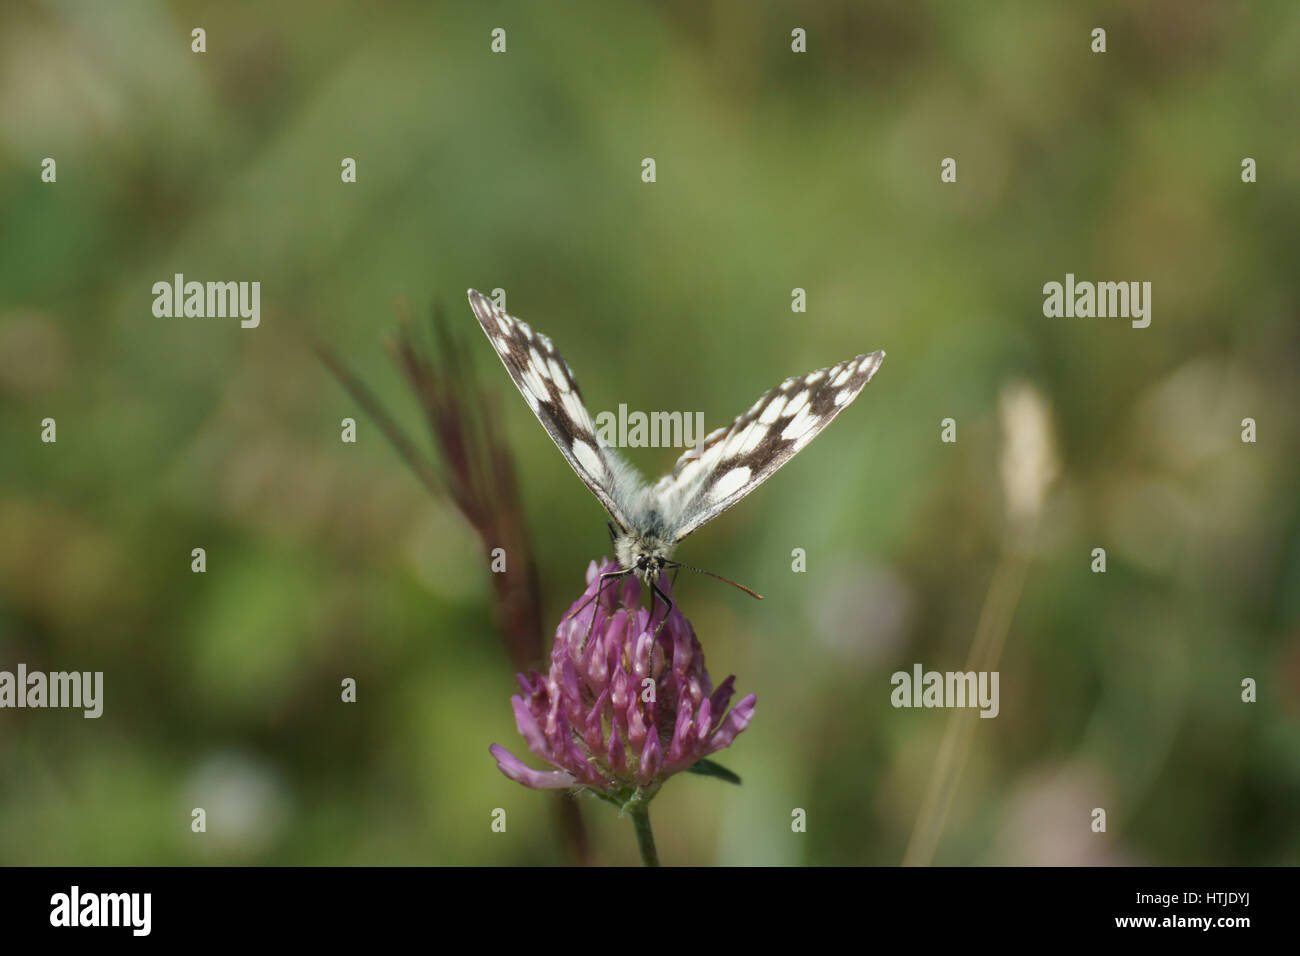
[1,0,1297,865]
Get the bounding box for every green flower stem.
[631,805,659,867]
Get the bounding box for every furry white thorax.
[601,448,695,533]
[599,452,688,584]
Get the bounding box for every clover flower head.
[490,558,756,802]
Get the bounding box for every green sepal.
[686,758,742,785]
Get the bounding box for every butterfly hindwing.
[656,351,886,541]
[467,289,639,530]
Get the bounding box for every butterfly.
[467,289,885,625]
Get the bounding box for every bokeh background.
[1,0,1297,866]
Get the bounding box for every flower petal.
[511,694,552,761]
[704,693,757,755]
[708,676,736,730]
[637,730,662,784]
[490,744,576,790]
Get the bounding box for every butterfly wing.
[654,351,885,542]
[467,289,641,531]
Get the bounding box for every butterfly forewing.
[655,350,885,541]
[466,289,639,530]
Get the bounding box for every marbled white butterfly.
[467,289,885,622]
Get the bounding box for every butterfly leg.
[567,568,629,621]
[648,580,674,637]
[583,569,632,646]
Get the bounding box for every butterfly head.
[613,528,674,586]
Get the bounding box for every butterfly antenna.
[663,562,764,600]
